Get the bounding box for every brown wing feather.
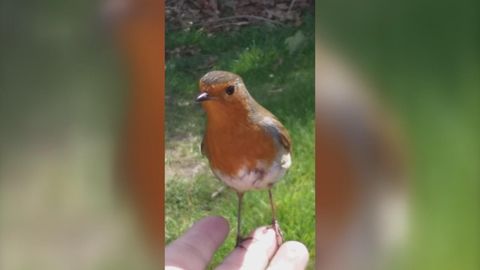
[201,136,207,156]
[277,123,292,152]
[257,111,292,153]
[250,102,292,153]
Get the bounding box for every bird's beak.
[196,92,210,102]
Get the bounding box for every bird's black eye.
[225,85,235,95]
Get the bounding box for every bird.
[195,70,292,247]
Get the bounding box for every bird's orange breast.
[203,108,277,177]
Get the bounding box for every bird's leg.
[268,188,283,246]
[235,192,244,247]
[235,192,254,249]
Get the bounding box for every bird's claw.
[271,219,284,247]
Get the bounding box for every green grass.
[165,14,316,268]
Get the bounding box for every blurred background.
[0,0,162,269]
[316,0,479,269]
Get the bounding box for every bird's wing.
[260,116,292,153]
[278,124,292,152]
[200,136,207,156]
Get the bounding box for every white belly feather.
[212,151,291,193]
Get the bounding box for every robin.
[195,70,292,247]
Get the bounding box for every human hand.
[166,216,309,270]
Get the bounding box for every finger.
[166,216,229,270]
[216,226,278,270]
[267,241,309,270]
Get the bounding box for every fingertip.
[189,216,230,248]
[204,215,229,231]
[250,226,277,242]
[166,216,230,269]
[216,226,278,270]
[196,215,229,235]
[267,241,309,270]
[282,241,309,258]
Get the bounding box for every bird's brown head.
[196,71,255,118]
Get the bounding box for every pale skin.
[166,216,309,270]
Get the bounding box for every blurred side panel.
[104,0,165,263]
[0,0,164,269]
[315,43,409,270]
[315,0,479,269]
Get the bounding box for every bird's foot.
[271,219,284,247]
[235,235,254,249]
